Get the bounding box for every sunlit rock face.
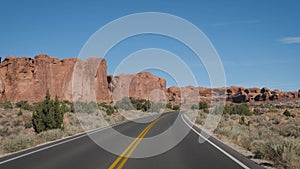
[0,54,111,103]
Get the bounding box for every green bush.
[15,101,33,111]
[172,105,180,111]
[2,101,13,109]
[70,103,75,113]
[115,97,134,111]
[61,102,70,113]
[18,110,23,116]
[115,97,152,112]
[239,116,250,126]
[223,104,252,116]
[166,103,172,109]
[99,102,108,108]
[105,105,115,115]
[199,101,209,113]
[32,90,64,133]
[283,109,292,117]
[25,122,32,129]
[130,97,151,112]
[191,104,198,110]
[38,129,63,142]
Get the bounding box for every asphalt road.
[0,112,264,169]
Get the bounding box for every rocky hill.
[0,54,299,104]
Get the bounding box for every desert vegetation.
[115,97,179,112]
[0,93,125,156]
[0,94,175,156]
[187,101,300,169]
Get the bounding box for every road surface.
[0,112,264,169]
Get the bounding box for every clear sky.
[1,0,299,91]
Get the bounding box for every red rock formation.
[166,86,200,105]
[0,55,298,104]
[109,72,167,102]
[232,88,249,103]
[0,55,110,103]
[73,57,111,103]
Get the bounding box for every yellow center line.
[108,114,169,169]
[116,118,161,169]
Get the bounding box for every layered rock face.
[167,86,213,105]
[0,55,110,103]
[109,72,167,102]
[72,57,111,102]
[0,55,298,104]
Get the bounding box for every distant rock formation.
[109,72,166,102]
[0,55,298,104]
[232,88,249,103]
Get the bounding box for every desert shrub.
[98,102,108,108]
[70,103,75,113]
[62,100,71,105]
[199,101,209,113]
[60,102,70,114]
[38,129,63,142]
[149,102,164,113]
[223,104,233,115]
[141,100,151,112]
[98,102,116,115]
[105,105,115,115]
[278,123,300,138]
[15,101,33,111]
[2,101,13,109]
[195,111,207,125]
[283,109,292,117]
[115,97,134,111]
[25,122,32,129]
[73,101,98,114]
[18,110,23,116]
[115,97,153,112]
[166,103,172,109]
[1,133,38,153]
[63,113,84,136]
[32,90,64,133]
[253,108,263,115]
[239,116,250,126]
[131,98,150,112]
[191,104,198,110]
[0,127,9,137]
[252,137,300,168]
[235,104,252,116]
[223,104,252,116]
[172,105,180,111]
[211,104,224,115]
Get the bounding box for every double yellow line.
[108,114,169,169]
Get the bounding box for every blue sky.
[1,0,299,91]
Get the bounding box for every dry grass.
[187,103,300,169]
[0,103,153,157]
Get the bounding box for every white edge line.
[0,112,165,165]
[0,121,122,165]
[181,114,250,169]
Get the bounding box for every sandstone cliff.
[0,55,298,104]
[0,54,110,103]
[109,72,167,102]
